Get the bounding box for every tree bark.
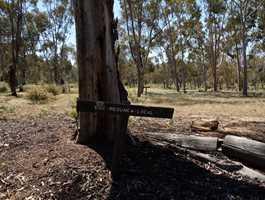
[145,132,218,152]
[201,48,208,92]
[181,50,186,93]
[8,0,23,96]
[74,0,129,144]
[203,64,208,92]
[235,43,242,92]
[53,53,60,84]
[209,22,218,92]
[242,37,248,96]
[241,11,248,96]
[137,66,144,97]
[222,135,265,171]
[166,49,180,92]
[191,119,219,132]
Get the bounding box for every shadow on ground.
[1,114,264,200]
[56,138,265,200]
[106,140,264,200]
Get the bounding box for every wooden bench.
[143,86,151,95]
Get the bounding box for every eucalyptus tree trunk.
[9,0,23,96]
[137,66,144,97]
[181,49,186,93]
[208,12,222,93]
[235,43,242,92]
[74,0,129,144]
[166,48,180,92]
[242,35,248,96]
[203,64,208,92]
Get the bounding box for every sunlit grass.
[0,84,264,120]
[126,86,265,119]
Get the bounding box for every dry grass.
[127,87,265,120]
[0,92,77,119]
[0,86,264,121]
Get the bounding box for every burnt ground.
[0,114,264,200]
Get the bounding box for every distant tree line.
[119,0,265,97]
[0,0,77,96]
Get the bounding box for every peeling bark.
[74,0,129,144]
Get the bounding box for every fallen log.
[222,135,265,171]
[149,139,265,182]
[145,132,218,151]
[191,120,219,132]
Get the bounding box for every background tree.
[0,0,26,96]
[120,0,161,97]
[40,0,74,84]
[205,0,226,92]
[228,0,262,96]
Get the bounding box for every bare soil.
[1,114,265,200]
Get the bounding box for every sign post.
[77,99,174,119]
[77,99,174,178]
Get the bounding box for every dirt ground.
[0,90,265,199]
[0,114,265,200]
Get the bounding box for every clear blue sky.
[114,0,121,18]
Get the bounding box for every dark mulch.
[0,115,264,200]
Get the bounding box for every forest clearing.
[1,86,265,119]
[0,86,265,199]
[1,0,265,199]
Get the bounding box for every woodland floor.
[0,88,265,199]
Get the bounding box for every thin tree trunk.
[181,50,186,93]
[235,43,242,92]
[137,67,144,97]
[9,64,17,96]
[53,52,60,84]
[173,64,180,92]
[201,48,208,92]
[166,50,180,92]
[213,56,218,92]
[203,64,207,92]
[209,22,216,92]
[9,27,17,97]
[242,33,248,97]
[21,50,27,86]
[9,16,15,95]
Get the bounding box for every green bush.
[67,109,78,119]
[45,84,61,96]
[66,99,77,119]
[0,82,9,93]
[27,86,49,103]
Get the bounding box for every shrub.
[0,82,9,93]
[45,84,61,96]
[22,84,36,92]
[69,83,78,89]
[67,109,78,119]
[62,84,70,94]
[27,86,49,103]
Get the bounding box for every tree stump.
[191,120,219,132]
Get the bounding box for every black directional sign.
[77,99,174,119]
